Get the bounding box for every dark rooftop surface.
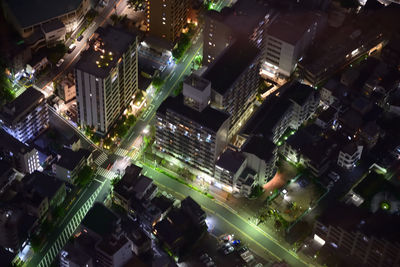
[56,148,91,170]
[0,87,44,125]
[282,82,316,106]
[4,0,82,28]
[240,135,276,163]
[207,0,268,37]
[203,40,259,95]
[24,171,64,200]
[75,26,136,78]
[216,149,245,174]
[267,11,323,45]
[158,94,230,132]
[41,19,65,33]
[81,203,119,236]
[184,74,210,92]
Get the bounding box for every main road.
[142,166,308,266]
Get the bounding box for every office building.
[261,11,326,81]
[145,0,190,43]
[155,79,230,176]
[203,40,260,138]
[1,0,90,38]
[203,0,268,66]
[0,129,40,174]
[0,87,49,144]
[75,26,138,134]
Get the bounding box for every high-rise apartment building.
[75,26,138,134]
[145,0,189,44]
[203,40,260,138]
[203,0,268,66]
[261,11,325,81]
[0,87,49,144]
[155,74,230,176]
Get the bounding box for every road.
[37,0,127,90]
[142,166,308,267]
[27,176,109,267]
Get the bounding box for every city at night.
[0,0,399,266]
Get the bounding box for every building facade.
[0,87,49,144]
[145,0,189,43]
[75,26,138,134]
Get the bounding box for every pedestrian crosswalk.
[94,152,108,166]
[96,167,116,180]
[115,148,129,157]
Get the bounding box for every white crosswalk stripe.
[115,148,129,157]
[96,167,116,180]
[94,152,108,166]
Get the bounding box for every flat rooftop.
[81,203,119,236]
[207,0,268,37]
[0,87,45,125]
[158,94,230,132]
[4,0,83,28]
[216,149,245,174]
[0,129,32,154]
[184,74,210,92]
[56,148,91,170]
[267,11,323,45]
[75,26,136,78]
[203,40,259,95]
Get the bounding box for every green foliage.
[126,114,136,125]
[172,34,191,60]
[127,0,145,9]
[111,176,121,186]
[249,185,264,198]
[151,76,164,89]
[0,58,14,107]
[77,165,94,186]
[47,44,67,63]
[85,9,98,23]
[172,81,183,96]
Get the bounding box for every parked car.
[68,44,77,53]
[77,35,84,42]
[56,58,64,67]
[223,246,234,255]
[200,253,209,261]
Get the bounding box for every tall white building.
[261,11,326,81]
[75,26,138,134]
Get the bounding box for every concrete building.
[56,73,76,103]
[155,90,230,177]
[181,196,206,225]
[337,143,363,170]
[203,40,260,137]
[145,0,189,43]
[261,11,326,81]
[203,0,268,66]
[75,26,138,134]
[60,243,93,267]
[0,129,40,174]
[1,0,90,38]
[0,87,49,144]
[53,148,92,184]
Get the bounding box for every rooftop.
[184,74,210,92]
[158,94,230,132]
[283,82,316,106]
[4,0,83,28]
[203,40,259,95]
[56,148,91,170]
[0,87,45,125]
[81,203,119,236]
[24,171,64,200]
[241,136,276,162]
[216,149,246,174]
[267,11,323,45]
[207,0,268,37]
[75,26,136,78]
[41,19,65,33]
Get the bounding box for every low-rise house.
[53,147,92,184]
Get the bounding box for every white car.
[56,58,64,67]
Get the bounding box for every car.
[206,261,215,267]
[199,253,209,261]
[68,43,76,53]
[77,35,84,42]
[202,257,212,264]
[56,58,64,67]
[328,171,340,182]
[223,246,234,255]
[220,234,234,242]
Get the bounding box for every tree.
[76,165,94,186]
[126,114,136,125]
[127,0,145,9]
[152,76,164,89]
[110,14,119,25]
[0,57,14,107]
